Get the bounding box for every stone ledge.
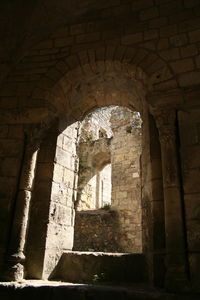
[50,251,147,284]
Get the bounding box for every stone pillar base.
[1,262,24,282]
[165,266,190,292]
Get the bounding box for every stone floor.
[0,281,200,300]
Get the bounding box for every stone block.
[131,0,154,11]
[183,168,200,194]
[0,176,16,198]
[54,37,74,47]
[187,220,200,251]
[50,202,72,226]
[154,79,178,91]
[178,71,200,87]
[189,29,200,42]
[121,32,143,45]
[55,147,73,169]
[160,24,178,38]
[149,17,168,28]
[70,23,86,35]
[33,40,53,49]
[140,7,159,20]
[189,253,200,290]
[160,48,180,61]
[76,33,100,44]
[170,33,188,47]
[9,126,23,140]
[181,44,198,58]
[0,97,18,109]
[182,145,200,170]
[0,157,20,177]
[184,0,199,7]
[144,29,158,41]
[53,163,64,183]
[61,122,78,137]
[0,139,23,157]
[184,193,200,220]
[159,0,183,16]
[170,58,194,74]
[63,168,75,188]
[56,134,63,148]
[0,126,8,138]
[0,196,13,223]
[51,181,73,206]
[63,135,76,152]
[46,224,74,251]
[157,38,169,50]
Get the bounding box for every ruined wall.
[77,164,112,211]
[76,108,113,210]
[98,164,112,207]
[110,107,142,253]
[73,209,122,252]
[74,107,142,253]
[79,107,113,142]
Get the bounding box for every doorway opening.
[73,106,142,254]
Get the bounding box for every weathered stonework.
[74,106,142,253]
[73,210,122,253]
[110,107,142,253]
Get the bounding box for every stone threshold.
[0,280,199,300]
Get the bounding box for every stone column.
[4,132,40,281]
[152,108,189,291]
[95,171,101,209]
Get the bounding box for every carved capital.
[151,108,176,145]
[25,113,57,152]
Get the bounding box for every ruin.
[0,0,200,299]
[73,106,142,253]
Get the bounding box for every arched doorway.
[24,54,165,286]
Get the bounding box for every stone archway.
[3,44,188,291]
[23,53,152,279]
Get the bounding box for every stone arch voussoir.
[30,44,175,121]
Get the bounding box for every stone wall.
[79,107,113,142]
[76,137,112,210]
[42,121,79,278]
[179,107,200,289]
[76,108,113,210]
[110,107,142,253]
[76,164,112,211]
[73,210,122,252]
[0,125,24,271]
[74,106,142,253]
[25,120,79,279]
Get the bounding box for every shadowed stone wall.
[26,121,79,279]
